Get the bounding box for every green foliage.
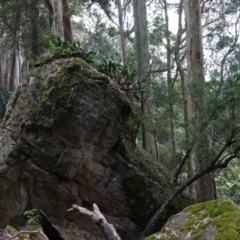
[215,159,240,204]
[48,38,97,63]
[216,36,234,51]
[97,60,146,100]
[126,111,144,129]
[23,209,39,226]
[83,0,113,20]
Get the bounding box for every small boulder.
[146,200,240,240]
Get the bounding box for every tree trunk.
[163,0,177,156]
[44,0,54,29]
[30,0,40,58]
[62,0,74,43]
[0,49,3,89]
[184,0,214,202]
[8,44,18,91]
[133,0,157,159]
[117,0,127,66]
[175,0,196,198]
[3,53,10,90]
[8,4,21,92]
[8,39,21,92]
[53,0,64,40]
[45,0,73,42]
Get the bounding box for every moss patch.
[28,57,110,116]
[5,225,28,240]
[146,200,240,240]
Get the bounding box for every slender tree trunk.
[53,0,64,40]
[3,53,10,90]
[62,0,74,43]
[117,0,127,65]
[175,0,196,198]
[184,0,214,202]
[163,0,177,156]
[133,0,157,158]
[8,4,21,92]
[0,49,3,89]
[30,0,40,58]
[44,0,54,29]
[9,41,19,91]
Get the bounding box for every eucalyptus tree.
[44,0,74,42]
[161,0,177,156]
[117,0,127,65]
[0,48,2,88]
[133,0,158,158]
[184,0,215,202]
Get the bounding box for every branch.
[125,26,134,38]
[122,0,131,12]
[150,65,174,74]
[9,230,49,240]
[173,148,192,187]
[67,204,121,240]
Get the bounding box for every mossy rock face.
[0,56,192,239]
[146,200,240,240]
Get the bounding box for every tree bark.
[3,53,10,90]
[133,0,157,159]
[0,49,3,89]
[8,43,19,91]
[117,0,127,65]
[184,0,214,202]
[30,0,40,58]
[44,0,54,29]
[62,0,74,43]
[163,0,177,156]
[53,0,64,40]
[175,0,196,197]
[8,5,21,92]
[45,0,73,42]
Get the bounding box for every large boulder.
[0,57,192,239]
[146,200,240,240]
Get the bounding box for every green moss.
[5,225,18,234]
[145,235,155,240]
[29,57,109,115]
[146,200,240,240]
[145,230,178,240]
[182,200,240,239]
[5,225,28,240]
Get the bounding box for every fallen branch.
[67,204,121,240]
[9,230,48,240]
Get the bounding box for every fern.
[97,60,145,100]
[48,38,97,63]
